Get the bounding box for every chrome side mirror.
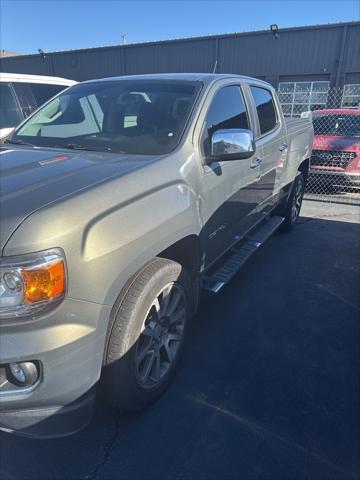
[210,128,256,161]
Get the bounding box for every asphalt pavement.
[1,200,359,480]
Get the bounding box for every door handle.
[279,143,288,152]
[249,157,262,169]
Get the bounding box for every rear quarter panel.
[282,117,313,186]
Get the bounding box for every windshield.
[12,80,201,154]
[313,113,360,137]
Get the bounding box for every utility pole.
[121,35,127,45]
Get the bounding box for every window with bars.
[278,81,330,117]
[341,84,360,108]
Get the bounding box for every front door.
[198,84,263,267]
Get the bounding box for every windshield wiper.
[63,143,89,150]
[60,143,113,152]
[4,139,35,147]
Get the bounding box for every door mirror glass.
[210,128,255,161]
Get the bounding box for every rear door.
[247,85,287,213]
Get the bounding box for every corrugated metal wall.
[1,22,359,87]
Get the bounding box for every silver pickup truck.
[0,74,313,438]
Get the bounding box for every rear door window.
[0,82,23,129]
[250,86,278,135]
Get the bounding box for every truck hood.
[0,145,154,253]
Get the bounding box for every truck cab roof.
[82,72,272,88]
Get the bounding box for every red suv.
[310,109,360,190]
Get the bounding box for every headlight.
[0,248,66,318]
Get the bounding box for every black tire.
[103,258,192,411]
[280,172,305,232]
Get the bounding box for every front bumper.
[0,390,95,439]
[0,297,111,438]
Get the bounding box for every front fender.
[82,181,202,306]
[3,180,202,307]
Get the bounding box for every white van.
[0,73,76,140]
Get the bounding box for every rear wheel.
[103,258,192,411]
[281,172,305,231]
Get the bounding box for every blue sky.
[1,0,359,55]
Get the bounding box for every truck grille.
[311,150,356,169]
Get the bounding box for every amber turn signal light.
[22,260,66,303]
[0,248,66,318]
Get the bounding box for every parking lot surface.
[0,200,359,480]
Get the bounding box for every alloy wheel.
[291,178,304,224]
[135,282,187,388]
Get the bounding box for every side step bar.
[202,216,284,294]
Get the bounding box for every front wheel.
[281,172,305,231]
[103,258,192,411]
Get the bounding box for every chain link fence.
[278,84,360,205]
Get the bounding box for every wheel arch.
[158,234,202,314]
[298,158,310,182]
[102,234,202,365]
[157,234,201,278]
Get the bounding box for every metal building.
[1,21,359,109]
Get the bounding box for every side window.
[28,83,68,107]
[0,82,23,130]
[202,85,250,156]
[250,86,277,135]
